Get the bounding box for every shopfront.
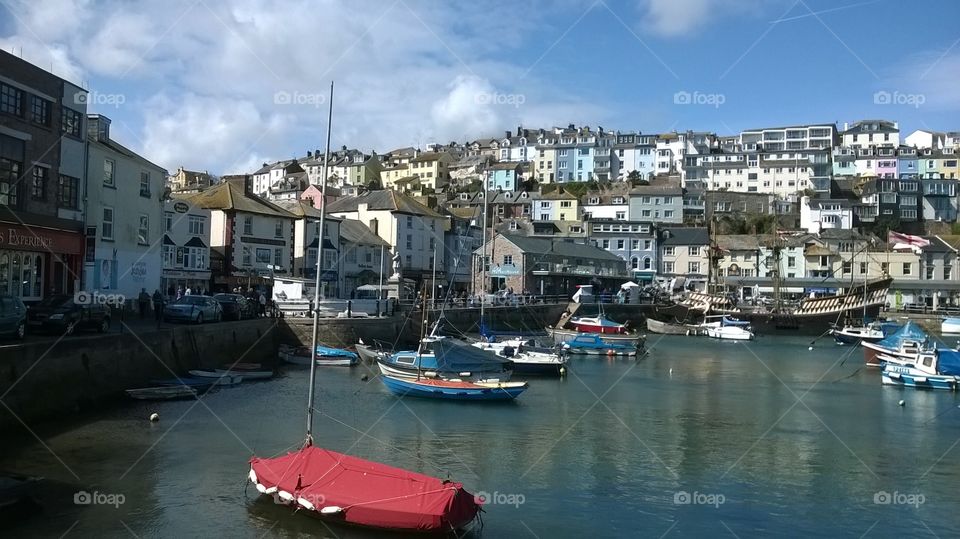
[0,223,83,302]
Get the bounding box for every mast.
[377,244,385,317]
[305,80,334,446]
[480,176,490,329]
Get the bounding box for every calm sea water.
[3,335,960,538]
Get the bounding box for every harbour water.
[3,335,960,538]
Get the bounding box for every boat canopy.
[875,321,928,350]
[937,349,960,376]
[428,338,511,371]
[249,446,479,532]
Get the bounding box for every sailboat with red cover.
[247,82,481,534]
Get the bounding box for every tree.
[864,215,900,239]
[367,178,382,190]
[627,170,642,182]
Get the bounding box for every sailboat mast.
[480,175,489,327]
[305,80,334,445]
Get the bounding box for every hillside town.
[4,49,960,312]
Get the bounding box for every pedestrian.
[138,288,150,319]
[259,292,267,317]
[152,289,164,322]
[185,286,192,296]
[177,286,184,300]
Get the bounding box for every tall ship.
[655,231,893,336]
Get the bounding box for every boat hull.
[706,327,753,340]
[380,375,528,400]
[942,318,960,334]
[645,318,695,335]
[510,357,566,376]
[882,369,959,391]
[125,386,197,400]
[355,343,386,363]
[375,361,509,382]
[215,369,273,380]
[279,350,358,366]
[549,327,645,346]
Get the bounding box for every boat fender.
[898,400,905,407]
[149,412,159,422]
[607,350,615,356]
[264,486,277,494]
[249,468,258,484]
[255,482,267,494]
[298,497,316,511]
[278,490,295,502]
[320,506,344,515]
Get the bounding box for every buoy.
[808,346,813,351]
[149,413,159,422]
[360,374,369,381]
[559,366,566,376]
[669,368,673,375]
[607,349,615,356]
[898,400,905,407]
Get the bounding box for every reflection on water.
[2,335,960,537]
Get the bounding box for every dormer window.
[588,197,600,204]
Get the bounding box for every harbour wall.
[0,319,280,431]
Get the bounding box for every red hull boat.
[568,315,627,334]
[249,446,479,533]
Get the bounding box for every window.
[617,239,625,250]
[406,234,412,250]
[406,216,413,229]
[274,248,283,268]
[61,107,81,137]
[903,262,911,275]
[641,209,651,217]
[31,167,47,199]
[664,210,674,218]
[644,240,652,250]
[57,175,78,209]
[860,262,867,274]
[663,246,675,256]
[256,248,271,264]
[30,96,50,126]
[102,207,114,240]
[165,212,174,232]
[503,255,513,265]
[688,261,700,273]
[429,237,435,251]
[615,211,626,220]
[140,171,151,197]
[103,159,115,186]
[243,216,253,235]
[881,262,889,274]
[188,215,205,235]
[601,239,610,249]
[0,83,23,116]
[787,256,796,268]
[275,220,283,237]
[560,201,572,208]
[663,261,674,273]
[842,261,851,275]
[689,246,701,256]
[163,245,175,267]
[0,136,23,207]
[242,247,252,266]
[137,214,149,244]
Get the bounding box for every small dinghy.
[214,368,273,380]
[184,371,244,386]
[279,344,359,366]
[223,362,263,371]
[561,334,640,356]
[126,386,198,400]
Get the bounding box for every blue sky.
[2,0,958,174]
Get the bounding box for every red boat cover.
[249,446,479,532]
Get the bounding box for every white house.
[83,114,167,301]
[183,179,297,290]
[799,197,853,233]
[275,199,341,297]
[326,190,447,288]
[841,120,900,148]
[161,199,212,295]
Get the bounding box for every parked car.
[163,295,222,324]
[0,295,27,340]
[213,293,256,320]
[26,295,111,335]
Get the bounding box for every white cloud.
[1,0,607,173]
[637,0,776,37]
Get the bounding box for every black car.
[213,293,256,320]
[0,295,27,340]
[27,295,111,335]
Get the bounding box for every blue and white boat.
[831,320,900,345]
[862,321,930,367]
[380,374,528,401]
[561,334,640,356]
[881,348,960,390]
[377,336,513,381]
[279,344,359,366]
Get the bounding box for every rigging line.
[922,402,960,426]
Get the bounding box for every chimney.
[307,150,313,158]
[517,125,522,137]
[598,126,604,136]
[568,123,575,130]
[87,114,111,142]
[843,122,848,131]
[505,130,511,139]
[341,144,347,151]
[243,175,252,195]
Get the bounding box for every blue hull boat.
[561,334,639,356]
[380,374,528,401]
[881,348,960,391]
